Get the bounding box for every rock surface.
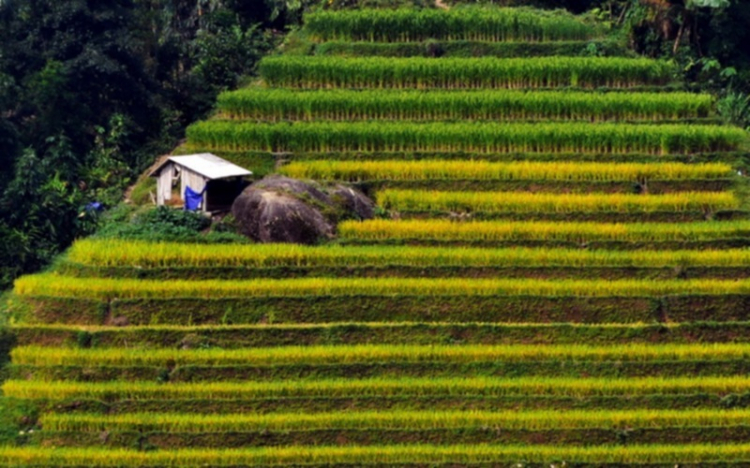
[232,175,374,244]
[329,185,376,220]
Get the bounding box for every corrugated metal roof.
[150,153,252,179]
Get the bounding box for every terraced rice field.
[5,4,750,466]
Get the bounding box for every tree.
[0,0,277,288]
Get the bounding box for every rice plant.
[65,239,750,269]
[259,56,674,89]
[377,190,738,213]
[217,89,713,122]
[7,376,750,400]
[304,7,598,42]
[39,408,750,433]
[16,343,750,367]
[338,219,750,243]
[15,275,750,299]
[186,121,744,154]
[280,160,732,182]
[5,445,750,465]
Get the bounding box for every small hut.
[150,153,252,213]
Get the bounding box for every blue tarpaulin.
[184,186,206,211]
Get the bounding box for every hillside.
[4,4,750,466]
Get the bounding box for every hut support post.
[157,165,173,206]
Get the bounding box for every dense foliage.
[0,0,283,289]
[92,206,246,243]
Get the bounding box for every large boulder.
[232,175,374,244]
[329,185,376,220]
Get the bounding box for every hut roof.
[149,153,252,180]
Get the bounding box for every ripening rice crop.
[16,343,750,367]
[6,445,750,465]
[185,121,744,154]
[15,275,750,299]
[21,444,750,465]
[8,376,750,400]
[65,239,750,269]
[280,160,733,182]
[304,7,597,42]
[258,56,674,89]
[339,219,750,243]
[217,89,713,121]
[376,190,738,213]
[39,408,750,433]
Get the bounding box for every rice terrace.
[4,1,750,466]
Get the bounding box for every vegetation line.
[186,121,743,154]
[217,89,712,121]
[304,7,597,42]
[40,408,750,432]
[280,160,731,182]
[65,239,750,269]
[259,56,674,89]
[16,275,750,299]
[339,219,750,242]
[6,444,750,464]
[15,343,750,366]
[376,190,738,213]
[7,376,750,400]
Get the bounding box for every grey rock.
[232,175,373,244]
[330,184,375,220]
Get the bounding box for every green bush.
[94,206,247,244]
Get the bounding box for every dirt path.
[435,0,450,10]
